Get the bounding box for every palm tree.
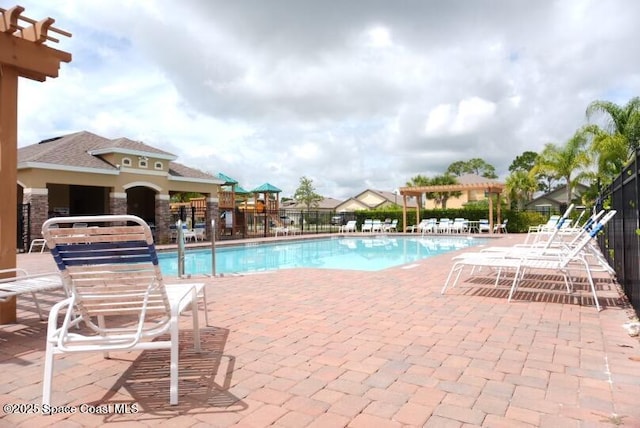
[533,130,591,204]
[586,97,640,161]
[426,174,460,209]
[406,174,430,209]
[505,170,538,209]
[582,124,628,184]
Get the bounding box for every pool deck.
[1,232,639,427]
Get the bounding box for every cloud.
[14,0,640,200]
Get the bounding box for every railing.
[597,149,640,316]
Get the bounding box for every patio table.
[466,221,480,233]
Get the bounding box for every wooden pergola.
[399,181,506,233]
[0,6,71,323]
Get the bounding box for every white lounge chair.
[419,219,437,235]
[478,219,490,233]
[525,205,575,244]
[442,210,617,311]
[407,219,427,233]
[340,220,357,233]
[41,214,206,406]
[0,268,64,320]
[437,218,451,234]
[361,219,373,233]
[383,219,398,232]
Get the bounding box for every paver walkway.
[1,233,639,427]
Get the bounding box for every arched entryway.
[126,186,157,226]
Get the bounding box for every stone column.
[109,192,127,216]
[206,196,219,240]
[23,187,49,243]
[155,194,171,244]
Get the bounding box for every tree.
[586,97,640,161]
[467,158,498,178]
[508,151,538,173]
[509,150,555,192]
[446,161,468,176]
[582,124,628,186]
[446,158,497,178]
[170,192,202,203]
[293,176,323,210]
[426,174,460,209]
[405,174,430,209]
[505,170,538,209]
[533,130,591,204]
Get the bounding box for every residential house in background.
[525,183,589,213]
[335,189,415,212]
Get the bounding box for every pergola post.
[0,6,71,323]
[488,192,494,234]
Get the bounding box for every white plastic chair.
[493,219,508,234]
[41,215,206,406]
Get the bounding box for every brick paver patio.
[1,233,639,427]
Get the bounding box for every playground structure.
[217,174,284,239]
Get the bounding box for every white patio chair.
[451,218,468,233]
[437,218,451,234]
[478,219,490,233]
[493,219,508,234]
[29,238,47,253]
[407,219,427,233]
[41,214,206,406]
[371,219,383,233]
[418,219,437,236]
[361,219,373,233]
[194,223,206,241]
[383,219,398,232]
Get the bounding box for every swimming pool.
[158,235,486,275]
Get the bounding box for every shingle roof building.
[18,131,223,244]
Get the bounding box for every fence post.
[177,219,185,278]
[211,219,216,277]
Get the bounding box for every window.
[138,158,148,168]
[154,161,163,170]
[122,157,132,167]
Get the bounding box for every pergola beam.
[0,5,71,323]
[399,182,505,233]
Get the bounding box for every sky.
[13,0,640,199]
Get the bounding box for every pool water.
[158,236,486,275]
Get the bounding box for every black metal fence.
[219,209,356,239]
[17,203,31,253]
[597,150,640,316]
